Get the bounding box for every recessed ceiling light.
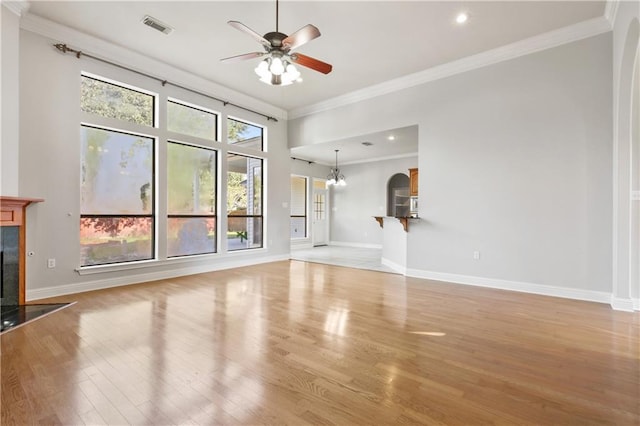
[387,135,395,141]
[456,12,469,24]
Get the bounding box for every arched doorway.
[387,173,410,217]
[613,18,640,310]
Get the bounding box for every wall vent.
[142,15,174,35]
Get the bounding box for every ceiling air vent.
[362,141,373,146]
[142,15,174,35]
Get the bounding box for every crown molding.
[289,16,612,120]
[2,0,30,16]
[341,152,418,167]
[19,13,288,121]
[604,0,619,27]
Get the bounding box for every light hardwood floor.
[2,260,639,425]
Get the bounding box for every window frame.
[166,140,218,258]
[290,175,308,239]
[226,152,264,251]
[227,116,265,151]
[80,72,158,128]
[77,70,271,271]
[79,124,157,267]
[167,97,220,142]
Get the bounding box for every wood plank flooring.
[2,260,639,425]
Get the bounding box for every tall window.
[227,154,263,250]
[80,126,154,266]
[167,142,217,257]
[80,74,156,267]
[167,99,218,257]
[80,72,268,265]
[290,176,307,238]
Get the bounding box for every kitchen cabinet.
[409,168,418,196]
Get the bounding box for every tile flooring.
[290,245,397,274]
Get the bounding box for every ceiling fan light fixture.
[254,59,270,78]
[256,56,299,86]
[269,56,285,75]
[222,0,332,87]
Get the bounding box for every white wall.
[1,5,21,196]
[289,34,613,301]
[329,156,418,247]
[18,26,291,300]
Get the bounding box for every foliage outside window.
[167,100,217,141]
[80,126,154,266]
[227,153,263,250]
[167,142,217,257]
[290,176,307,238]
[81,74,154,127]
[227,117,263,150]
[80,73,267,265]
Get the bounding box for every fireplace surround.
[0,196,43,306]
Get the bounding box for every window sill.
[75,248,268,275]
[76,252,220,275]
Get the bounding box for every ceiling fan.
[221,0,333,86]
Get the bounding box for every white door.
[312,188,329,246]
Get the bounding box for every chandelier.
[254,51,301,86]
[326,149,346,186]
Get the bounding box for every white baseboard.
[27,254,289,301]
[381,257,407,275]
[291,241,314,250]
[634,298,640,311]
[610,297,637,312]
[406,268,612,305]
[329,241,383,249]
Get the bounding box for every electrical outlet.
[47,258,56,268]
[473,251,480,260]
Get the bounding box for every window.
[167,100,217,141]
[227,118,263,150]
[290,176,307,238]
[80,126,154,266]
[81,74,154,127]
[167,142,217,257]
[79,72,268,266]
[227,153,263,250]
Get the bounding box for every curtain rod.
[291,157,314,164]
[53,43,278,122]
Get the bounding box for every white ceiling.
[291,125,418,165]
[24,0,607,164]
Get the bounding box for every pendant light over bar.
[326,150,346,187]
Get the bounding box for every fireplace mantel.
[1,196,44,305]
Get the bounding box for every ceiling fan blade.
[282,24,321,51]
[220,52,264,63]
[228,20,271,48]
[291,53,333,75]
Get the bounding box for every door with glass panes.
[312,180,328,246]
